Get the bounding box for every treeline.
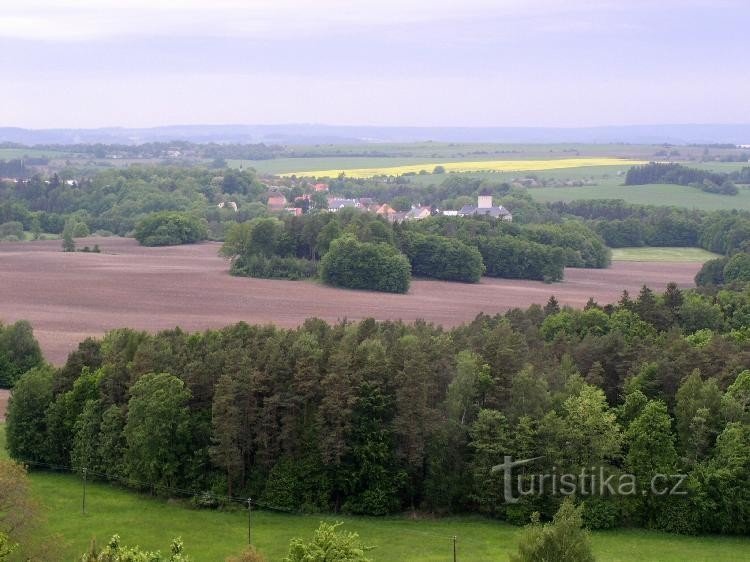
[0,167,267,238]
[221,210,610,291]
[6,283,750,535]
[625,162,739,195]
[550,200,750,253]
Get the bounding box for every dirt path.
[0,237,702,365]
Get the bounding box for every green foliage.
[626,162,736,195]
[80,534,190,562]
[0,320,44,388]
[231,254,318,280]
[124,373,192,490]
[6,366,54,462]
[477,235,565,282]
[320,236,411,293]
[284,522,372,562]
[0,532,17,562]
[134,212,208,246]
[510,498,595,562]
[399,231,484,282]
[723,253,750,283]
[8,283,750,532]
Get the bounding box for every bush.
[134,212,208,246]
[695,257,728,286]
[0,221,23,239]
[284,522,372,562]
[723,253,750,283]
[399,232,484,282]
[477,235,565,282]
[0,320,44,388]
[320,235,411,293]
[231,254,318,280]
[509,498,595,562]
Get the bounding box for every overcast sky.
[2,0,749,128]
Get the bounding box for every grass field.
[276,158,645,179]
[528,183,750,211]
[3,425,750,561]
[611,247,721,262]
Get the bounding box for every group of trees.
[0,166,267,239]
[551,200,750,253]
[134,212,209,246]
[625,162,739,195]
[221,210,609,291]
[6,282,750,535]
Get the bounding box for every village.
[262,182,513,222]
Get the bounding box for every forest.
[5,281,750,536]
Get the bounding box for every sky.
[1,0,749,129]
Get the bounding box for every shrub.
[0,221,23,239]
[399,232,484,282]
[231,255,318,280]
[320,235,411,293]
[509,498,595,562]
[134,212,208,246]
[695,257,728,286]
[477,235,565,282]
[723,252,750,283]
[284,522,372,562]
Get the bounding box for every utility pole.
[82,467,88,515]
[452,535,457,562]
[247,498,253,545]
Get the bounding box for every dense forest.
[6,282,750,535]
[221,210,609,291]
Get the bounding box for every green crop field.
[611,247,721,262]
[0,148,72,159]
[3,425,750,561]
[527,183,750,211]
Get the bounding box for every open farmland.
[279,157,645,179]
[0,237,701,365]
[528,182,750,211]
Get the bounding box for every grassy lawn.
[611,247,721,262]
[2,425,749,561]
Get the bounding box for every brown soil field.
[0,237,701,366]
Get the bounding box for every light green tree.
[124,373,192,490]
[510,498,595,562]
[284,522,372,562]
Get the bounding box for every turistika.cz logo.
[491,456,688,504]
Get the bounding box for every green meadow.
[527,182,750,211]
[3,425,750,561]
[611,247,721,262]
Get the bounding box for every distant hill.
[1,123,749,146]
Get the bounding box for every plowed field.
[0,237,701,365]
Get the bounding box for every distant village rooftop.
[456,195,512,221]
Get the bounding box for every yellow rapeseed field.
[282,158,646,179]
